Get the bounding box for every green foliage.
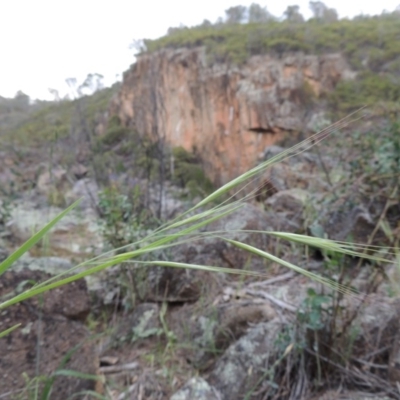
[100,126,130,147]
[1,86,116,146]
[225,5,247,24]
[329,119,400,193]
[267,37,311,53]
[144,12,400,112]
[308,118,400,251]
[172,146,197,163]
[297,288,331,331]
[0,92,49,134]
[172,146,214,197]
[107,114,122,128]
[329,72,400,112]
[374,120,400,176]
[145,14,400,66]
[97,185,156,250]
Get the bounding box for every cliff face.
[110,47,354,186]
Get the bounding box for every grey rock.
[9,200,103,257]
[11,255,73,275]
[113,303,161,343]
[170,301,276,369]
[170,377,222,400]
[208,319,282,400]
[307,111,331,132]
[65,177,99,209]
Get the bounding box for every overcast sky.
[1,0,399,100]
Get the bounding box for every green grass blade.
[137,260,270,278]
[224,238,355,295]
[0,248,157,309]
[268,232,393,263]
[52,370,100,380]
[40,342,80,400]
[0,323,21,338]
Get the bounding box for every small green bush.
[172,146,197,164]
[97,185,157,250]
[171,146,214,196]
[100,126,130,147]
[328,72,400,112]
[107,114,122,128]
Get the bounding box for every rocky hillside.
[0,5,400,400]
[110,49,353,186]
[108,11,400,186]
[1,125,399,399]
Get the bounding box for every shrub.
[172,146,197,164]
[97,185,156,250]
[328,72,400,113]
[171,147,214,196]
[100,126,130,147]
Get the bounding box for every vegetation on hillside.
[0,79,118,146]
[140,2,400,113]
[0,91,50,133]
[144,3,400,69]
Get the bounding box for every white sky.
[1,0,399,100]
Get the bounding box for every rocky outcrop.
[110,47,354,185]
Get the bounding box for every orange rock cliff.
[109,47,354,186]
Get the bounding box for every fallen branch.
[245,289,297,312]
[246,271,295,289]
[99,362,139,374]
